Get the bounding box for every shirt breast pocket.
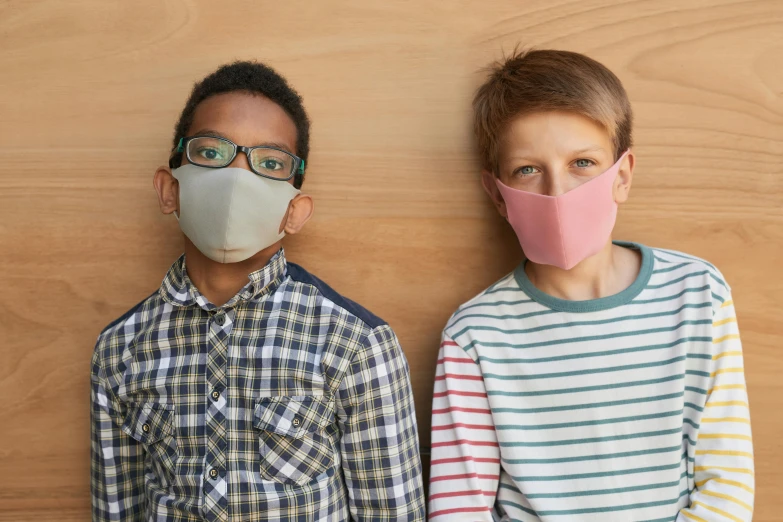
[253,395,336,486]
[121,403,178,483]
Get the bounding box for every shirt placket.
[202,307,235,522]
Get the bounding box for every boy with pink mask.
[428,50,753,521]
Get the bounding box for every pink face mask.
[495,151,629,270]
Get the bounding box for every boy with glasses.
[428,50,753,521]
[91,61,425,522]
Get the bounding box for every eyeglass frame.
[168,135,305,182]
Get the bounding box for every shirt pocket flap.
[253,395,335,438]
[121,403,175,444]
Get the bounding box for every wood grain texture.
[0,0,780,519]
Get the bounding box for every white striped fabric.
[429,243,753,522]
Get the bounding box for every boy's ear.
[614,151,635,204]
[153,166,179,215]
[481,169,508,219]
[281,194,314,235]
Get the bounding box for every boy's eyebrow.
[191,129,295,153]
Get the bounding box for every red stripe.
[435,373,483,382]
[433,390,487,398]
[441,340,459,347]
[430,456,501,466]
[432,406,491,415]
[429,489,497,500]
[432,422,495,431]
[430,506,490,519]
[437,357,477,365]
[430,472,499,483]
[431,439,499,448]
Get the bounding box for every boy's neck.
[524,240,642,302]
[183,237,283,308]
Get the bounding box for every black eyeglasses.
[169,136,305,181]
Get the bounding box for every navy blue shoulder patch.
[99,290,159,338]
[286,263,387,329]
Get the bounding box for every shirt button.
[209,468,219,479]
[142,423,150,433]
[292,417,301,427]
[214,313,225,326]
[211,389,220,401]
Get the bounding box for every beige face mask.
[172,164,300,263]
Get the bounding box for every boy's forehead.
[500,111,612,158]
[188,91,297,150]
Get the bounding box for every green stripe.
[510,462,681,482]
[684,401,703,412]
[687,353,712,360]
[684,418,700,429]
[646,271,708,289]
[478,337,711,365]
[463,319,712,351]
[450,308,556,329]
[500,489,688,516]
[686,369,710,377]
[453,298,535,316]
[499,427,682,447]
[500,472,686,499]
[483,355,686,382]
[502,444,681,464]
[685,385,707,395]
[451,302,711,341]
[656,249,718,272]
[712,291,725,303]
[492,391,684,414]
[631,285,710,304]
[487,373,684,397]
[652,261,691,274]
[496,409,682,431]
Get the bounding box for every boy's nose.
[543,173,566,197]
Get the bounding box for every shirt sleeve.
[428,333,500,521]
[91,347,145,521]
[678,289,754,522]
[336,324,426,521]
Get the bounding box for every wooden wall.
[1,1,780,519]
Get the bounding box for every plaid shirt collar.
[159,249,288,311]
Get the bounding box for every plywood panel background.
[1,1,781,520]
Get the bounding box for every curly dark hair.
[171,61,311,188]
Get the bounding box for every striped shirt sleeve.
[428,334,500,521]
[678,290,754,522]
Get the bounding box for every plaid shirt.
[90,250,425,522]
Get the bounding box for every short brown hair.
[473,49,633,172]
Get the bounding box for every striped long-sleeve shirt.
[429,242,753,522]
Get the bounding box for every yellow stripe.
[713,317,737,327]
[710,368,744,377]
[705,401,748,408]
[692,501,743,522]
[714,334,740,344]
[695,466,754,475]
[700,417,750,424]
[698,434,753,441]
[696,478,754,494]
[707,384,746,395]
[696,450,754,458]
[721,299,734,308]
[701,490,753,512]
[680,510,708,522]
[713,351,743,361]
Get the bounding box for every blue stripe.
[502,445,681,464]
[510,462,681,482]
[646,271,708,290]
[492,391,684,414]
[499,427,682,447]
[495,409,682,431]
[500,489,688,516]
[487,374,684,397]
[483,356,686,382]
[632,285,710,304]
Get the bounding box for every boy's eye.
[257,158,284,171]
[196,147,226,161]
[574,159,594,168]
[514,166,538,176]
